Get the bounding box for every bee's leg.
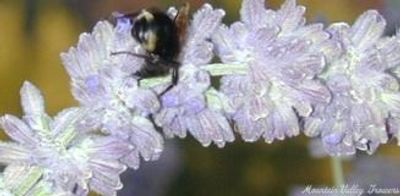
[111,51,179,68]
[159,67,179,96]
[159,84,173,97]
[110,51,153,61]
[172,67,179,85]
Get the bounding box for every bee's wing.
[174,3,190,46]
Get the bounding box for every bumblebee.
[112,4,189,95]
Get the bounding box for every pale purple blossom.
[304,11,400,155]
[61,21,163,167]
[0,81,131,195]
[160,4,234,148]
[143,4,235,148]
[212,0,335,143]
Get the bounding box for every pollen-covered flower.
[304,11,400,155]
[61,21,163,167]
[212,0,335,143]
[0,81,131,195]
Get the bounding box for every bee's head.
[130,9,179,58]
[110,9,160,53]
[131,9,159,52]
[114,5,185,59]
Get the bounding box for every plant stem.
[331,156,345,188]
[140,63,247,88]
[201,63,247,76]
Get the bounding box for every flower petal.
[89,158,124,196]
[350,10,386,51]
[20,81,45,115]
[268,104,300,142]
[240,0,269,28]
[0,142,31,164]
[211,25,237,63]
[129,116,163,161]
[377,36,400,70]
[188,4,225,41]
[52,107,90,145]
[120,150,141,169]
[1,114,37,145]
[183,4,224,65]
[85,136,133,160]
[187,110,234,148]
[276,0,305,34]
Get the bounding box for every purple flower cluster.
[0,82,130,195]
[1,0,400,195]
[212,0,334,143]
[304,10,400,155]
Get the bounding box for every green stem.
[331,156,345,188]
[140,63,247,88]
[201,63,247,76]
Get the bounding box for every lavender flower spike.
[61,21,163,167]
[212,0,334,143]
[305,11,400,155]
[0,81,131,195]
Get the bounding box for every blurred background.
[1,0,400,195]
